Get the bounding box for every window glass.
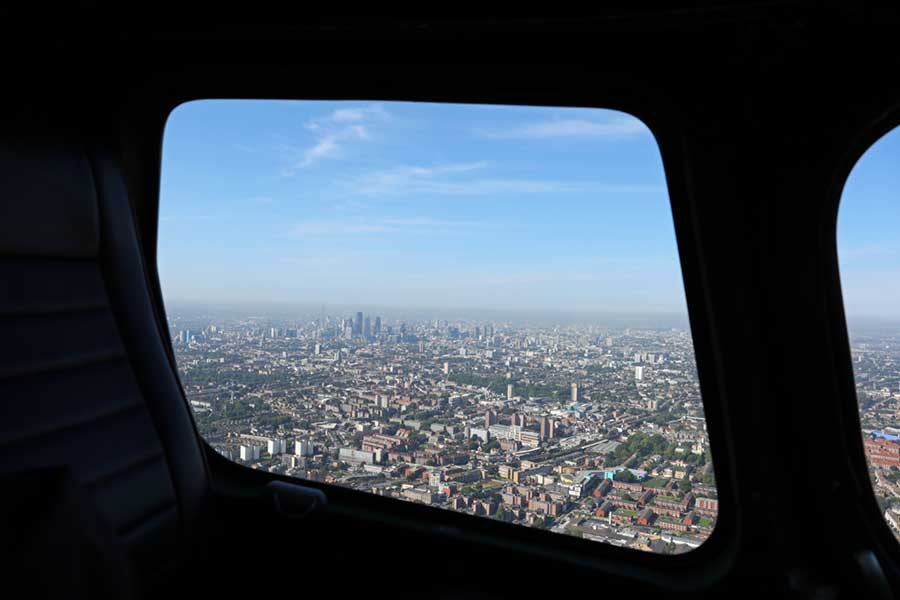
[159,100,718,553]
[839,126,900,540]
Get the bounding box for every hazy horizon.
[163,299,692,328]
[162,298,900,334]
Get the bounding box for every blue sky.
[839,127,900,321]
[158,100,689,315]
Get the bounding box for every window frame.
[826,102,900,577]
[126,69,740,587]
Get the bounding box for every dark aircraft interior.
[4,4,900,598]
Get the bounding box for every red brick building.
[696,496,719,514]
[649,503,682,518]
[609,497,639,511]
[595,501,615,518]
[636,508,656,526]
[865,436,900,468]
[592,479,614,498]
[658,517,688,532]
[612,480,644,494]
[611,511,634,525]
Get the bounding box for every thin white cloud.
[291,221,393,236]
[289,216,475,237]
[354,162,488,194]
[352,162,664,196]
[405,162,488,177]
[284,125,369,173]
[284,104,388,174]
[476,116,648,139]
[330,105,389,123]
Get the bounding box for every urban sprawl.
[172,310,719,554]
[854,331,900,541]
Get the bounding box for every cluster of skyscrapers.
[340,312,382,340]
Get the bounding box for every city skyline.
[165,300,694,329]
[165,299,900,336]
